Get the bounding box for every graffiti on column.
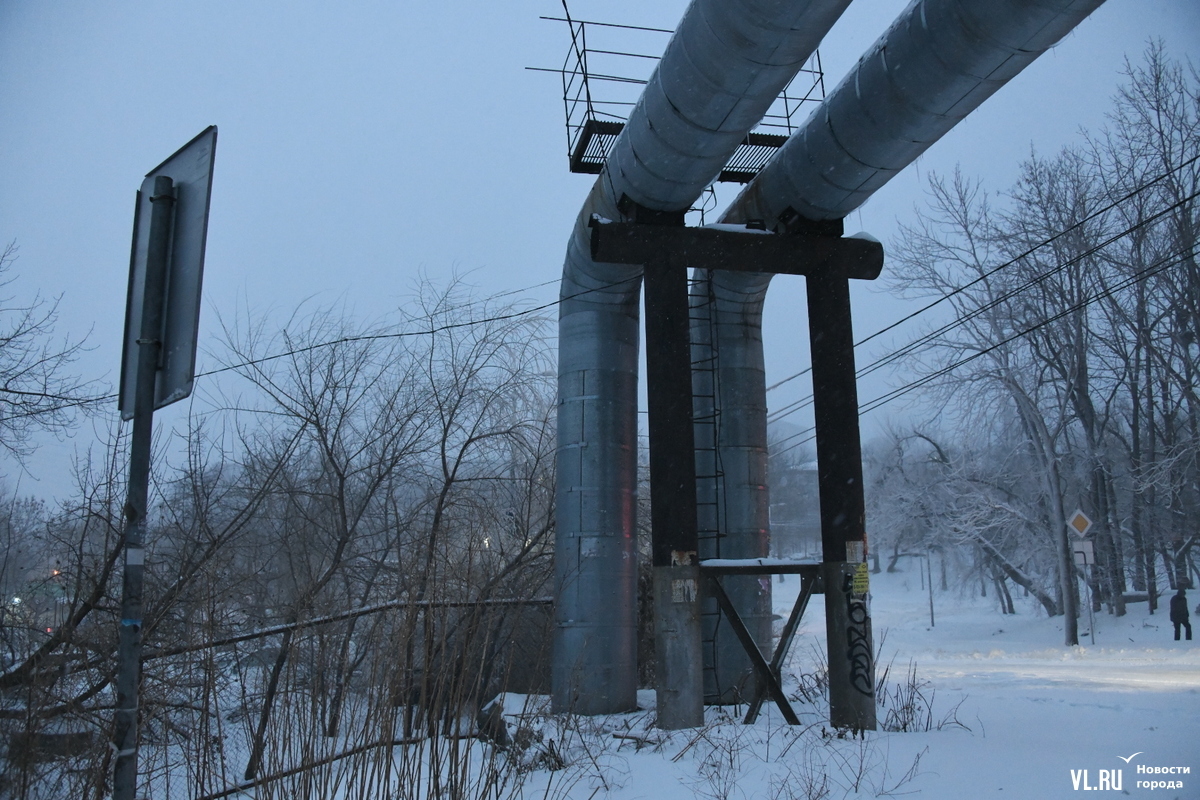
[842,571,874,697]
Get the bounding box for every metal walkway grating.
[571,121,789,183]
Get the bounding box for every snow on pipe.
[554,0,853,715]
[691,0,1109,699]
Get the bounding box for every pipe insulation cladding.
[557,0,1107,717]
[728,0,1110,226]
[690,0,1107,705]
[554,0,854,715]
[689,267,776,705]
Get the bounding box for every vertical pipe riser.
[554,0,855,714]
[691,273,774,704]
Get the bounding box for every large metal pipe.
[690,270,774,704]
[728,0,1109,225]
[554,0,853,715]
[692,0,1106,709]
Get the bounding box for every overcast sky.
[1,1,1197,499]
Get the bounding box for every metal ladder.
[688,272,727,700]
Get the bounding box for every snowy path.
[513,570,1198,800]
[776,569,1200,799]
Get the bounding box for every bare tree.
[1086,41,1200,596]
[0,242,104,463]
[882,44,1199,640]
[889,168,1084,643]
[866,428,1061,618]
[181,280,557,794]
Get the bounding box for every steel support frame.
[699,561,821,725]
[807,273,876,731]
[592,213,879,731]
[635,205,706,731]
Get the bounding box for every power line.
[15,156,1197,425]
[217,154,1195,401]
[859,245,1195,415]
[854,189,1200,380]
[768,243,1197,460]
[197,275,626,380]
[766,186,1200,426]
[763,152,1200,396]
[4,275,621,417]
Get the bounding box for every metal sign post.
[113,128,216,800]
[1073,538,1096,646]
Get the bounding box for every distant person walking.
[1170,588,1192,641]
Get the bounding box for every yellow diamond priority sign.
[1068,509,1093,538]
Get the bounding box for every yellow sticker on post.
[851,562,870,595]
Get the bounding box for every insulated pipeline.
[554,0,854,715]
[728,0,1110,225]
[692,0,1108,704]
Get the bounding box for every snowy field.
[507,569,1199,800]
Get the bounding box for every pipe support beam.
[554,0,855,715]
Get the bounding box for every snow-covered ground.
[508,569,1199,800]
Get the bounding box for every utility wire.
[14,157,1197,422]
[858,245,1195,415]
[763,153,1200,396]
[766,186,1200,425]
[853,192,1197,382]
[196,275,628,380]
[1,274,622,417]
[768,243,1197,460]
[213,154,1193,405]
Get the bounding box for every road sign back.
[1072,539,1095,567]
[119,126,217,420]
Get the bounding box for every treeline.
[0,281,557,798]
[866,44,1198,645]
